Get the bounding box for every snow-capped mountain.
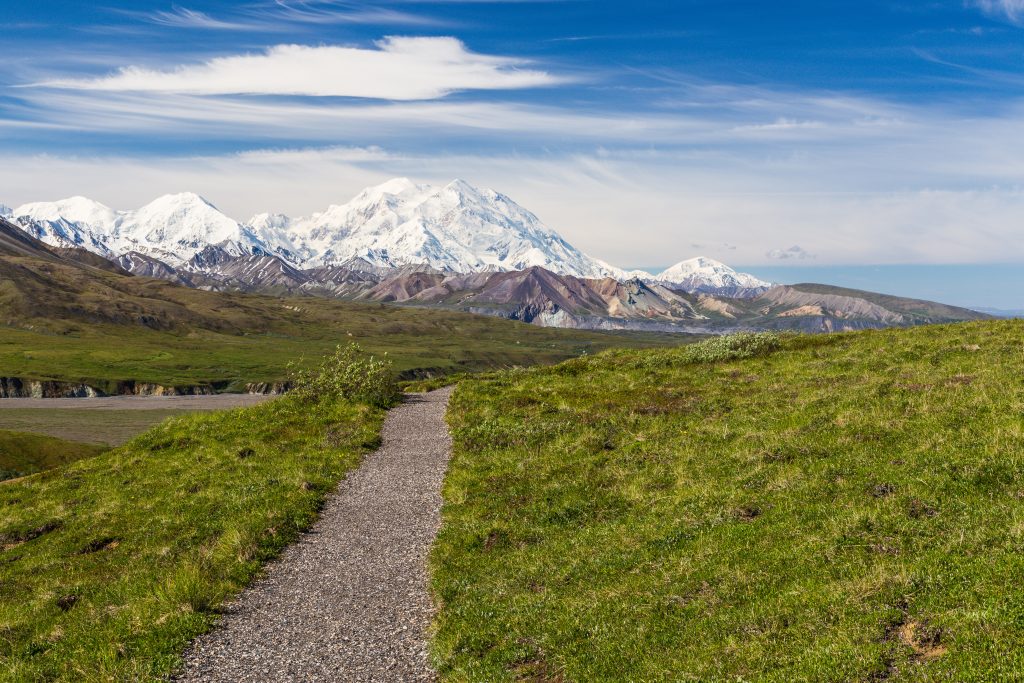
[652,257,770,294]
[13,196,119,255]
[9,179,767,293]
[117,193,267,265]
[13,193,266,266]
[0,204,11,218]
[12,180,616,277]
[248,178,617,278]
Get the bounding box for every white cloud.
[33,37,562,100]
[767,245,815,260]
[731,118,826,134]
[971,0,1024,23]
[5,79,926,160]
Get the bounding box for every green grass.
[0,409,195,448]
[431,320,1024,681]
[0,431,106,482]
[0,395,383,681]
[0,317,679,392]
[0,249,683,390]
[402,373,485,393]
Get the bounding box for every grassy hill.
[788,283,990,325]
[0,219,681,391]
[432,320,1024,681]
[0,430,106,482]
[0,394,383,681]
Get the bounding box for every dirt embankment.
[0,394,273,410]
[0,378,291,398]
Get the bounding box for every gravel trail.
[175,387,454,682]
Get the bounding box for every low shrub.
[289,343,399,408]
[681,331,782,362]
[628,332,783,370]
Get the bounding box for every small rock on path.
[175,387,454,682]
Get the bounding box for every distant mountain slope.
[787,283,989,324]
[334,266,988,332]
[0,218,259,332]
[33,232,979,334]
[0,217,60,259]
[384,268,706,328]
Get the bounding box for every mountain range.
[4,179,987,333]
[7,179,767,286]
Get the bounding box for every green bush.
[627,331,782,370]
[289,343,399,408]
[680,331,782,362]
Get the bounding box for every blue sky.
[2,0,1024,306]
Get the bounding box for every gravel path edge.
[174,387,454,682]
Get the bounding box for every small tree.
[288,343,399,408]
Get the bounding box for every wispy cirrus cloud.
[31,37,562,100]
[144,7,256,30]
[970,0,1024,24]
[261,1,448,27]
[128,2,448,31]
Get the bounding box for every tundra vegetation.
[432,321,1024,681]
[0,283,681,393]
[0,431,106,483]
[0,346,394,680]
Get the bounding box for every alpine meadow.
[2,1,1023,681]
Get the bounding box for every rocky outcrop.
[0,377,217,398]
[0,377,100,398]
[244,382,291,395]
[114,381,214,396]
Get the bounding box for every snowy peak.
[121,194,266,265]
[11,196,119,254]
[654,257,771,293]
[359,177,426,200]
[278,178,615,277]
[12,193,261,265]
[14,196,119,231]
[137,192,217,214]
[248,212,292,231]
[127,193,240,246]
